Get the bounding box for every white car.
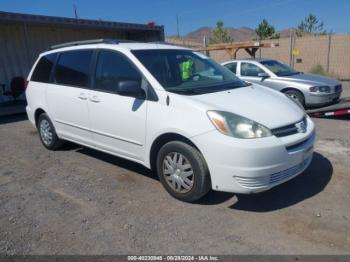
[25,39,315,202]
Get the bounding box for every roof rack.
[49,39,135,50]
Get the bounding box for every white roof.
[42,41,190,57]
[118,42,190,50]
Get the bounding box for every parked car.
[26,40,315,202]
[222,59,342,108]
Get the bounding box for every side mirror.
[118,80,145,99]
[258,72,270,79]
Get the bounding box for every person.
[179,58,194,81]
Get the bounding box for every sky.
[1,0,349,36]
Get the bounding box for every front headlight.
[309,86,331,93]
[207,111,272,139]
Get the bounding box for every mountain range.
[174,26,293,42]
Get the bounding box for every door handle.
[89,95,100,103]
[78,93,88,100]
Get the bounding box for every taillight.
[24,80,29,91]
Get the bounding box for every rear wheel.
[38,113,64,150]
[156,141,211,202]
[284,89,305,109]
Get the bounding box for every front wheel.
[284,90,305,109]
[156,141,211,202]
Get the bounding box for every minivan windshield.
[260,60,299,77]
[132,49,247,95]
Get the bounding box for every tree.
[296,14,326,37]
[255,19,279,40]
[209,21,233,44]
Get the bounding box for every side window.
[225,62,237,74]
[31,53,57,83]
[54,50,93,87]
[241,62,265,77]
[94,50,141,93]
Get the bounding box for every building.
[0,11,164,102]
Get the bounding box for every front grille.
[234,155,312,188]
[269,157,310,184]
[286,139,306,151]
[335,84,342,93]
[272,117,307,137]
[272,124,298,137]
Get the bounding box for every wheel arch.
[281,87,305,97]
[149,132,202,172]
[34,108,46,127]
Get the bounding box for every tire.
[37,113,64,150]
[156,141,211,202]
[284,89,305,109]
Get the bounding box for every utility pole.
[203,36,209,57]
[176,14,180,38]
[326,32,332,72]
[73,4,79,19]
[288,29,294,66]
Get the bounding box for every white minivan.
[26,39,315,202]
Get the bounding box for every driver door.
[88,50,147,162]
[239,62,269,85]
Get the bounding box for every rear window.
[54,50,93,88]
[31,53,57,83]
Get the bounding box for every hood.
[278,73,340,86]
[189,85,305,129]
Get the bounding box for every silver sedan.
[221,59,342,108]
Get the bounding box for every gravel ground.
[0,84,349,255]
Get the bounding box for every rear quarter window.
[54,50,93,88]
[31,53,57,83]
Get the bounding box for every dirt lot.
[0,83,350,255]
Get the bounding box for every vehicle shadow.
[75,143,235,204]
[228,152,333,212]
[194,190,234,205]
[61,143,333,210]
[74,145,158,181]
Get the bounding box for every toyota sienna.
[25,39,315,202]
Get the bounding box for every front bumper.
[306,91,341,107]
[192,118,315,194]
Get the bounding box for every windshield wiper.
[167,88,199,95]
[167,82,246,95]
